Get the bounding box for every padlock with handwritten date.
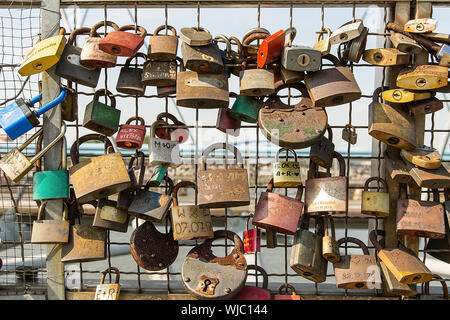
[272,148,302,187]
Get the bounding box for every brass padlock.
[361,177,390,217]
[181,39,223,74]
[408,97,443,116]
[280,67,304,84]
[31,201,69,244]
[368,86,417,151]
[0,122,65,183]
[313,28,331,56]
[93,198,130,233]
[362,48,410,66]
[322,215,340,263]
[94,267,120,300]
[329,19,364,45]
[239,59,275,96]
[148,25,178,61]
[61,224,106,263]
[381,88,432,104]
[389,31,423,55]
[116,52,147,96]
[404,18,437,33]
[179,26,212,46]
[310,125,335,169]
[396,65,448,91]
[342,123,357,145]
[272,148,302,188]
[141,59,177,87]
[400,146,442,170]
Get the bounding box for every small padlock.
[99,24,147,57]
[93,198,129,233]
[179,26,212,46]
[313,28,331,56]
[381,88,432,104]
[116,52,147,96]
[148,120,181,167]
[272,148,302,188]
[362,48,410,66]
[329,19,364,45]
[243,214,260,254]
[83,89,121,136]
[310,125,335,169]
[396,65,448,91]
[216,105,241,137]
[116,151,146,211]
[141,59,177,87]
[400,146,442,170]
[60,82,78,122]
[361,177,390,217]
[257,29,285,68]
[148,165,169,187]
[232,265,271,300]
[273,284,302,300]
[79,21,118,68]
[116,116,146,150]
[322,215,340,263]
[342,124,357,145]
[226,36,244,77]
[31,201,70,244]
[404,18,437,33]
[239,59,275,96]
[281,27,321,72]
[94,267,120,300]
[148,25,178,61]
[408,97,443,116]
[228,94,263,124]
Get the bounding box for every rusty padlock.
[216,103,241,137]
[408,97,443,116]
[31,201,70,244]
[273,284,302,300]
[181,230,247,300]
[389,31,423,55]
[116,116,146,150]
[94,267,121,300]
[179,26,212,46]
[425,189,450,263]
[93,198,129,233]
[361,177,390,217]
[342,123,358,145]
[400,146,442,170]
[241,28,271,58]
[338,26,369,65]
[116,151,146,211]
[116,52,147,96]
[232,265,271,300]
[60,82,78,122]
[141,58,177,87]
[156,112,190,144]
[148,25,178,61]
[421,274,449,300]
[310,125,335,169]
[272,148,302,188]
[99,24,147,57]
[408,163,450,189]
[181,38,224,74]
[80,21,118,68]
[243,214,260,254]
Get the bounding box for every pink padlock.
[232,265,271,300]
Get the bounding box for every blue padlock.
[0,88,67,141]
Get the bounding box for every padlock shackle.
[325,124,333,142]
[275,147,298,162]
[70,133,113,165]
[322,53,342,67]
[68,27,92,46]
[431,189,440,203]
[118,25,147,38]
[315,215,325,237]
[266,178,303,201]
[245,265,269,290]
[99,267,120,285]
[153,24,177,36]
[333,151,346,177]
[242,32,270,47]
[363,177,388,193]
[37,200,69,221]
[90,21,119,37]
[246,213,254,231]
[156,112,182,126]
[344,123,356,133]
[124,52,148,68]
[277,283,297,296]
[299,213,310,230]
[172,181,196,206]
[324,215,336,239]
[125,116,145,126]
[229,36,243,59]
[399,183,408,200]
[372,86,389,103]
[36,87,68,116]
[203,230,244,256]
[424,274,448,300]
[242,28,271,44]
[27,122,66,169]
[150,120,169,138]
[336,236,370,255]
[214,34,232,59]
[284,27,296,46]
[369,229,385,252]
[144,176,174,196]
[201,143,244,170]
[316,27,331,42]
[128,151,146,187]
[93,89,116,109]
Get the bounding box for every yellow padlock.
[94,267,120,300]
[18,28,67,76]
[381,88,432,104]
[272,148,302,188]
[396,65,448,91]
[361,177,390,217]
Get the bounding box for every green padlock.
[83,89,121,136]
[148,165,169,187]
[229,94,263,123]
[32,135,69,201]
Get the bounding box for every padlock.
[389,31,423,55]
[362,48,410,66]
[83,89,120,136]
[305,151,348,215]
[176,61,229,109]
[171,181,213,241]
[257,29,285,68]
[272,148,302,188]
[384,150,412,184]
[18,27,67,76]
[408,163,450,189]
[181,230,247,300]
[179,26,212,46]
[400,146,442,169]
[239,59,275,96]
[181,39,224,74]
[149,165,169,187]
[116,52,147,96]
[55,27,101,88]
[408,97,443,116]
[241,28,271,58]
[148,120,181,167]
[333,237,381,290]
[32,135,69,201]
[280,67,304,84]
[396,65,448,90]
[243,214,260,254]
[329,19,364,45]
[259,81,327,149]
[69,134,131,204]
[116,116,146,150]
[0,122,65,183]
[60,82,78,122]
[141,59,177,87]
[148,25,178,61]
[99,24,146,57]
[290,214,328,283]
[381,88,432,104]
[93,198,129,233]
[228,94,263,124]
[79,21,118,68]
[116,151,146,211]
[369,229,433,284]
[156,112,190,143]
[322,215,340,263]
[0,87,66,141]
[404,18,437,33]
[342,124,357,145]
[425,189,450,263]
[197,143,250,208]
[421,274,448,300]
[310,125,335,169]
[31,201,69,244]
[304,53,361,108]
[130,221,179,271]
[128,176,174,222]
[273,284,302,300]
[368,86,417,150]
[94,267,120,300]
[61,223,106,263]
[339,26,369,65]
[313,28,331,56]
[282,27,321,72]
[216,106,241,137]
[252,178,303,235]
[215,34,233,78]
[380,261,417,297]
[397,185,445,239]
[361,177,390,217]
[232,265,271,300]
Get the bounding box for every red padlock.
[243,214,261,254]
[99,24,147,57]
[257,29,285,68]
[155,112,190,143]
[273,284,302,300]
[216,108,241,137]
[232,265,271,300]
[116,116,146,150]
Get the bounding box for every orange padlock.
[257,29,285,68]
[99,25,147,57]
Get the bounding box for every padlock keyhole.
[112,46,121,54]
[202,279,212,292]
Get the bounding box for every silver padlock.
[329,19,364,45]
[342,124,357,145]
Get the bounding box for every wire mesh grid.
[0,1,449,298]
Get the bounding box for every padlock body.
[409,165,450,189]
[0,99,38,141]
[94,284,120,300]
[128,190,172,222]
[233,286,271,300]
[329,20,364,45]
[310,137,335,169]
[362,48,410,66]
[181,42,224,74]
[116,66,145,96]
[243,228,261,254]
[272,161,302,187]
[99,31,144,57]
[216,108,241,137]
[239,69,275,96]
[334,254,382,289]
[116,124,146,150]
[380,261,417,297]
[83,100,121,136]
[93,199,129,233]
[342,127,357,144]
[229,95,263,123]
[257,30,285,68]
[148,35,178,61]
[142,60,177,86]
[305,176,348,214]
[0,148,33,183]
[32,170,69,200]
[361,191,390,216]
[61,225,106,263]
[281,46,322,72]
[322,235,340,263]
[80,37,117,68]
[157,85,176,97]
[148,137,181,166]
[31,219,70,244]
[408,97,443,116]
[171,205,213,240]
[61,90,78,122]
[397,65,448,90]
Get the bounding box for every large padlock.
[32,135,69,201]
[94,267,120,300]
[99,24,146,57]
[369,229,432,284]
[408,97,443,116]
[148,25,178,61]
[55,27,101,88]
[361,177,390,217]
[83,89,121,136]
[400,146,442,170]
[79,21,118,68]
[404,18,437,33]
[128,176,174,222]
[130,221,179,271]
[239,59,275,96]
[333,237,382,290]
[362,48,410,66]
[18,27,67,76]
[171,181,214,241]
[61,223,106,263]
[181,230,247,300]
[0,87,67,141]
[389,31,423,55]
[181,38,223,74]
[257,29,285,68]
[272,148,302,188]
[425,189,450,263]
[0,122,65,183]
[116,53,147,96]
[176,62,229,109]
[148,120,181,166]
[216,105,241,137]
[273,284,302,300]
[243,214,260,254]
[397,185,445,239]
[228,94,263,124]
[313,28,331,56]
[368,86,417,150]
[93,198,129,233]
[342,124,358,145]
[329,19,364,45]
[305,151,348,215]
[141,58,177,87]
[252,178,303,235]
[310,125,335,169]
[304,53,361,108]
[290,214,328,283]
[232,265,271,300]
[322,215,340,263]
[381,88,432,104]
[258,81,327,149]
[421,274,448,300]
[396,65,448,90]
[197,143,250,208]
[116,116,146,150]
[156,112,190,143]
[179,26,212,46]
[281,27,321,72]
[31,201,69,244]
[69,134,131,204]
